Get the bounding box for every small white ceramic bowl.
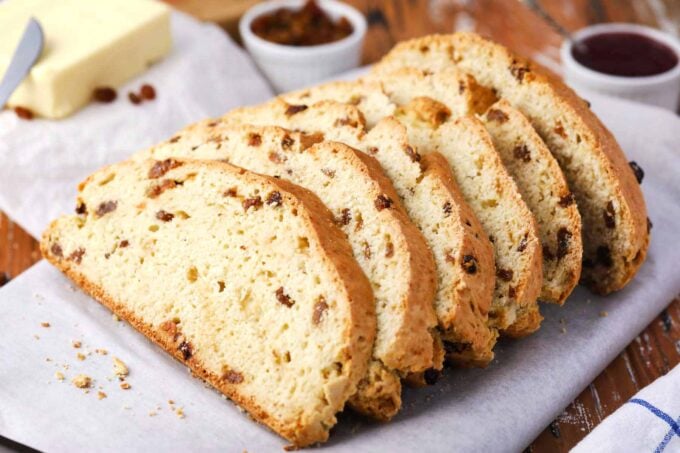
[240,0,367,94]
[561,23,680,111]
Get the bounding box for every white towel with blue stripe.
[573,363,680,453]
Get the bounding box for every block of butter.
[0,0,172,119]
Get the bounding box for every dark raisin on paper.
[629,161,644,183]
[93,87,117,103]
[14,106,34,120]
[140,84,156,100]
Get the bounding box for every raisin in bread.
[364,67,582,304]
[373,32,649,295]
[482,100,582,304]
[135,125,438,420]
[235,90,543,336]
[41,158,375,447]
[222,100,498,366]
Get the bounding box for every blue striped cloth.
[573,364,680,452]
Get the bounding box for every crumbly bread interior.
[41,159,376,447]
[482,100,582,304]
[222,101,498,364]
[136,125,438,420]
[373,32,649,295]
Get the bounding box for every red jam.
[572,32,678,77]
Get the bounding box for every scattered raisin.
[334,117,358,127]
[285,104,308,116]
[510,61,530,82]
[486,109,508,123]
[423,368,441,385]
[281,134,294,149]
[266,191,283,206]
[128,92,142,105]
[276,287,294,307]
[313,297,329,325]
[385,242,394,258]
[543,245,555,261]
[496,268,514,281]
[68,248,85,264]
[443,201,452,216]
[149,159,182,179]
[321,168,336,178]
[374,194,393,211]
[140,84,156,100]
[119,240,129,248]
[178,341,192,360]
[268,151,285,164]
[337,208,351,226]
[93,87,117,103]
[247,133,262,147]
[508,286,517,299]
[367,146,378,155]
[556,228,572,259]
[603,201,616,229]
[51,243,64,258]
[168,136,181,143]
[96,201,118,217]
[517,235,528,252]
[223,369,244,384]
[461,255,478,274]
[156,210,174,222]
[559,193,575,207]
[75,202,87,215]
[629,161,644,183]
[513,144,531,162]
[242,196,263,211]
[596,245,613,267]
[404,145,421,162]
[458,80,466,94]
[223,187,237,197]
[363,242,371,259]
[14,106,34,120]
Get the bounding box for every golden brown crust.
[41,159,376,448]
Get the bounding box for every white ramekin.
[561,23,680,111]
[239,0,367,93]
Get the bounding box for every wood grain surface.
[4,1,680,451]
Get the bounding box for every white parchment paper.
[1,13,680,451]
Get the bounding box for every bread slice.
[41,158,376,447]
[135,125,438,420]
[482,100,582,304]
[364,67,582,304]
[373,32,650,295]
[222,100,498,365]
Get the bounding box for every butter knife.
[0,18,44,109]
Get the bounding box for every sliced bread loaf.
[373,32,649,295]
[365,67,582,304]
[482,100,582,304]
[221,100,498,366]
[41,158,375,447]
[136,125,438,420]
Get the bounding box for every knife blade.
[0,18,44,109]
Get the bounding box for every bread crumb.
[120,381,131,390]
[113,357,129,378]
[46,357,52,362]
[95,348,108,355]
[76,353,86,361]
[112,314,120,322]
[148,411,157,417]
[560,327,567,334]
[72,340,82,348]
[175,407,185,419]
[599,311,608,317]
[33,335,40,340]
[40,322,50,328]
[34,293,45,301]
[97,391,107,400]
[55,371,65,381]
[72,374,92,388]
[168,399,175,405]
[122,405,131,410]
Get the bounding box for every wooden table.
[3,1,679,451]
